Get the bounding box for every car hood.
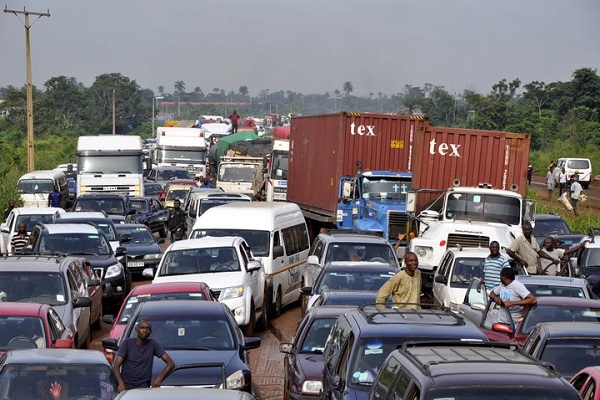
[154,272,245,289]
[152,349,238,387]
[122,243,162,256]
[82,254,119,268]
[297,353,325,383]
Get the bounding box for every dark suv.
[30,223,130,313]
[321,305,488,400]
[72,193,135,222]
[369,342,580,400]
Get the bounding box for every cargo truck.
[259,139,289,201]
[76,135,144,197]
[153,127,208,178]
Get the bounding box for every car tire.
[91,310,102,331]
[159,223,168,238]
[243,303,256,336]
[273,287,283,318]
[257,299,268,332]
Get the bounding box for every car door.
[241,242,264,310]
[433,252,453,306]
[458,277,488,324]
[66,269,90,346]
[47,307,72,347]
[79,260,103,326]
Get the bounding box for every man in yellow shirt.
[376,252,421,309]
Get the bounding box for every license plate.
[128,262,145,268]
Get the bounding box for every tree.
[342,81,353,96]
[523,81,549,117]
[158,85,165,96]
[238,86,249,99]
[174,81,185,118]
[36,76,87,134]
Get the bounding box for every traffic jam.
[1,112,597,399]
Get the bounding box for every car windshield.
[299,318,336,354]
[425,388,580,400]
[159,247,240,276]
[349,338,405,386]
[324,243,397,268]
[118,292,209,325]
[314,267,396,294]
[158,169,192,180]
[0,272,66,306]
[445,192,521,225]
[218,164,258,183]
[580,248,600,273]
[129,316,235,350]
[0,316,46,349]
[539,338,600,378]
[451,258,485,286]
[38,233,111,256]
[17,179,54,194]
[166,189,188,201]
[130,200,149,213]
[115,226,155,244]
[0,363,117,399]
[520,305,600,334]
[74,198,125,215]
[15,214,56,232]
[190,229,270,257]
[533,218,571,237]
[524,284,585,298]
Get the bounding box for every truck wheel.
[159,224,168,238]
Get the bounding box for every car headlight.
[302,380,322,395]
[105,263,123,279]
[143,253,162,260]
[222,369,245,390]
[221,286,244,300]
[414,246,433,260]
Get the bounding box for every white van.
[185,191,252,230]
[555,158,592,189]
[17,170,69,208]
[190,202,309,316]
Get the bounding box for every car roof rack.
[357,304,465,326]
[588,228,600,243]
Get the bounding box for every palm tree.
[174,81,185,118]
[158,85,164,96]
[238,86,249,99]
[343,81,353,96]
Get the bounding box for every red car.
[570,366,600,399]
[101,281,216,362]
[0,302,74,353]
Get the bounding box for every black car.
[102,300,261,392]
[129,197,169,238]
[115,224,164,276]
[72,193,136,222]
[533,213,572,246]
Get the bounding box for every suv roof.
[167,236,244,251]
[318,230,389,243]
[37,223,100,235]
[74,193,129,199]
[0,254,82,272]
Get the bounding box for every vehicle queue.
[0,115,598,399]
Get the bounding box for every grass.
[526,187,600,234]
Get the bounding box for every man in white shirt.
[570,175,583,216]
[558,168,568,196]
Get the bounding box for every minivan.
[17,170,69,208]
[555,157,592,189]
[189,202,309,317]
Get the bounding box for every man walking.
[113,320,175,392]
[48,186,62,208]
[167,200,186,242]
[570,175,583,216]
[546,166,555,200]
[376,252,421,309]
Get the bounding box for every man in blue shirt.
[47,186,62,208]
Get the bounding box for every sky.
[1,1,599,97]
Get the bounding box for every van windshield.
[17,179,54,194]
[190,229,270,256]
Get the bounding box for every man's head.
[522,222,533,237]
[135,319,152,340]
[499,267,516,285]
[403,252,419,274]
[488,241,501,257]
[7,200,15,209]
[173,200,181,209]
[17,223,27,235]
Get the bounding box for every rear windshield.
[566,159,590,170]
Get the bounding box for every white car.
[432,247,527,310]
[145,236,267,334]
[0,207,65,255]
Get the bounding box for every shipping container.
[412,127,531,212]
[288,112,429,220]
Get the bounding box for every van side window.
[282,223,310,256]
[393,369,413,399]
[273,230,281,254]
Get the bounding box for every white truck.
[153,127,208,178]
[262,139,289,201]
[217,155,263,197]
[408,184,534,290]
[76,135,145,197]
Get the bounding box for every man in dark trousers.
[48,186,62,208]
[167,199,186,242]
[113,320,175,392]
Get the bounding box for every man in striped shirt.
[10,223,30,255]
[478,241,510,292]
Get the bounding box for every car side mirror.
[307,255,320,267]
[300,286,313,296]
[279,343,293,354]
[102,337,119,352]
[247,260,262,272]
[157,238,165,244]
[142,268,154,279]
[102,315,115,325]
[54,338,73,349]
[115,247,127,257]
[243,337,261,350]
[491,322,514,335]
[88,278,101,287]
[127,209,136,215]
[434,275,447,284]
[73,296,92,308]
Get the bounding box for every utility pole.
[4,6,50,172]
[112,88,116,135]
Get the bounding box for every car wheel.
[257,298,268,332]
[91,310,102,331]
[243,303,256,336]
[159,223,168,238]
[273,287,283,318]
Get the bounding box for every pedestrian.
[558,168,567,196]
[526,164,533,186]
[11,222,30,255]
[48,185,62,208]
[552,236,588,276]
[3,199,15,221]
[199,176,213,189]
[375,252,421,309]
[538,237,565,276]
[489,268,537,325]
[167,199,186,242]
[546,166,555,200]
[228,110,240,133]
[477,241,510,292]
[570,175,583,216]
[506,222,560,275]
[113,320,175,393]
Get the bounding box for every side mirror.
[73,296,92,308]
[127,209,136,215]
[54,338,73,349]
[142,268,155,279]
[307,255,320,267]
[115,247,127,257]
[157,238,165,244]
[88,278,101,287]
[243,337,261,350]
[247,260,262,272]
[273,245,284,258]
[491,322,514,335]
[102,315,115,325]
[279,343,293,354]
[102,337,119,352]
[300,286,313,296]
[434,275,447,284]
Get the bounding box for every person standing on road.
[113,320,175,392]
[229,110,240,133]
[477,241,510,292]
[558,168,568,196]
[506,222,560,275]
[376,252,421,309]
[538,237,565,276]
[527,164,533,186]
[546,166,555,200]
[3,199,15,221]
[570,175,583,217]
[199,176,213,188]
[11,223,30,255]
[167,199,186,242]
[489,268,537,325]
[48,186,62,208]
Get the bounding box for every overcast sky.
[1,1,599,97]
